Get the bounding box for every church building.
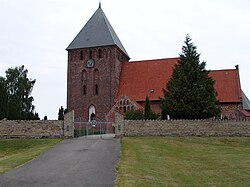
[66,4,250,122]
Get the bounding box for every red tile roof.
[209,70,242,103]
[116,58,242,103]
[116,58,178,101]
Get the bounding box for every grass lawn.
[0,139,61,174]
[116,137,250,187]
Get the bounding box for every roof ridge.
[101,9,116,43]
[100,8,129,56]
[129,57,180,63]
[210,69,237,72]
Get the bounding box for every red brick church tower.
[66,4,130,122]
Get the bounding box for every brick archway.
[88,105,96,121]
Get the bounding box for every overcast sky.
[0,0,249,119]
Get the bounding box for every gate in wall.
[74,119,114,137]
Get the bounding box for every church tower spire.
[66,5,129,58]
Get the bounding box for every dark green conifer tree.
[58,106,64,120]
[144,96,151,120]
[161,35,220,119]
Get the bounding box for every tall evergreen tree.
[161,35,220,119]
[58,106,64,120]
[144,96,151,120]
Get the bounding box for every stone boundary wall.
[0,111,74,139]
[63,111,74,138]
[115,113,250,137]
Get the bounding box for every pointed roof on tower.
[66,5,129,58]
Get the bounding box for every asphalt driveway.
[0,134,120,187]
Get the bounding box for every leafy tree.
[2,65,37,120]
[144,96,151,120]
[161,35,220,119]
[125,110,144,120]
[58,106,64,120]
[0,77,8,119]
[44,116,48,120]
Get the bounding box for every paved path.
[0,134,120,187]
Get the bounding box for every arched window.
[89,50,92,59]
[94,69,99,80]
[82,69,87,81]
[107,48,111,59]
[98,49,102,58]
[95,84,99,95]
[83,85,86,95]
[80,50,84,60]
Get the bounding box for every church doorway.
[73,104,115,137]
[88,105,96,121]
[90,113,96,121]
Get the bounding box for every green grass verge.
[0,139,61,174]
[116,137,250,187]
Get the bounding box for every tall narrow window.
[80,50,84,60]
[123,106,127,113]
[107,48,111,59]
[83,85,86,95]
[98,49,102,59]
[82,69,87,81]
[90,50,92,59]
[94,69,99,80]
[95,84,99,95]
